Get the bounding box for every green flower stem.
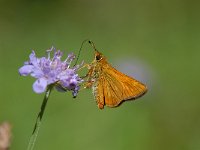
[27,85,53,150]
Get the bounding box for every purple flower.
[19,47,84,97]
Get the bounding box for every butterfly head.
[88,40,106,62]
[94,50,104,62]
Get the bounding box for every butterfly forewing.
[97,64,147,108]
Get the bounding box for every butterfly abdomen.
[92,78,105,109]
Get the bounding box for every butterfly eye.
[96,55,101,60]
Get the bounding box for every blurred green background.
[0,0,200,150]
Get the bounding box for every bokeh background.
[0,0,200,149]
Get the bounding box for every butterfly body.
[85,50,147,109]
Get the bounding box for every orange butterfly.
[84,41,147,109]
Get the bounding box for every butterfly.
[84,41,147,109]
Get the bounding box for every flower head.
[19,47,83,97]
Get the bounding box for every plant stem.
[27,85,53,150]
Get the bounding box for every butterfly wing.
[95,64,147,109]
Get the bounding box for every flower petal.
[68,79,78,89]
[72,86,80,98]
[32,78,48,93]
[30,68,43,78]
[29,51,37,64]
[19,65,34,76]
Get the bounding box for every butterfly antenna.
[74,39,89,66]
[88,40,97,51]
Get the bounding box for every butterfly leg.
[83,80,95,88]
[77,65,95,91]
[77,63,91,71]
[76,80,94,92]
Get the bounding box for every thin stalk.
[26,85,53,150]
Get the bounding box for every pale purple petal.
[64,53,75,63]
[66,69,75,75]
[33,78,48,93]
[24,61,29,65]
[68,78,77,89]
[46,46,54,59]
[60,80,70,88]
[57,71,72,80]
[30,68,43,78]
[54,50,63,59]
[19,65,34,76]
[29,51,37,65]
[72,86,80,98]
